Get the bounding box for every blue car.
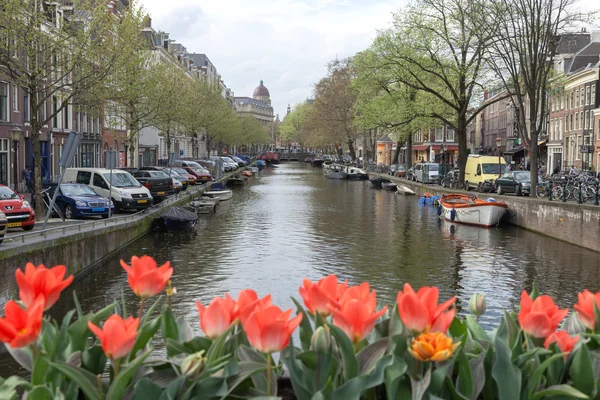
[53,183,114,219]
[236,155,252,164]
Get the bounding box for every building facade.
[234,81,275,127]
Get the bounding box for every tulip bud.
[310,326,331,353]
[561,312,586,336]
[469,293,486,317]
[181,351,206,379]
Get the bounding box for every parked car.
[140,167,190,189]
[229,155,247,166]
[236,155,252,164]
[64,168,153,212]
[171,160,213,183]
[171,168,197,185]
[210,157,231,172]
[0,211,7,243]
[495,171,531,196]
[221,156,240,170]
[395,164,407,178]
[406,166,416,181]
[132,170,175,202]
[464,154,507,191]
[49,183,114,219]
[172,178,184,193]
[389,164,399,176]
[414,163,439,184]
[0,185,35,231]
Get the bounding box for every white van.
[64,168,153,211]
[414,163,440,183]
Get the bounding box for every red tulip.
[336,282,375,311]
[15,263,73,310]
[573,289,600,330]
[233,289,272,324]
[299,275,347,315]
[518,291,568,339]
[196,296,236,339]
[0,296,44,348]
[120,256,173,299]
[330,299,388,343]
[243,305,302,353]
[396,284,455,334]
[544,331,579,354]
[88,314,139,360]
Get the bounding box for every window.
[93,173,108,189]
[75,108,80,131]
[591,112,594,132]
[446,128,454,142]
[0,82,8,121]
[576,89,579,107]
[80,144,94,167]
[52,96,58,128]
[570,114,574,131]
[570,92,574,108]
[63,104,69,129]
[592,86,596,106]
[587,87,591,105]
[12,85,18,112]
[561,94,564,109]
[581,112,584,130]
[23,92,29,122]
[585,111,590,129]
[576,136,581,160]
[76,171,91,184]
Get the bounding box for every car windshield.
[173,168,188,175]
[148,171,169,178]
[192,168,209,175]
[61,184,97,196]
[103,173,141,188]
[0,187,19,200]
[426,164,439,171]
[398,165,406,171]
[514,172,530,182]
[482,163,507,174]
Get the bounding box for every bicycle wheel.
[535,185,546,199]
[552,186,563,200]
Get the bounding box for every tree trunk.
[347,138,356,161]
[406,133,413,169]
[29,91,44,219]
[457,114,468,184]
[166,130,171,161]
[392,140,403,165]
[529,98,539,191]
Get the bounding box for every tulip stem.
[96,374,104,398]
[266,352,273,395]
[29,344,38,359]
[138,298,145,321]
[113,359,121,378]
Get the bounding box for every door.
[500,173,515,192]
[92,173,110,198]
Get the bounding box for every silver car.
[414,163,440,184]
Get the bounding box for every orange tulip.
[15,263,73,310]
[88,314,139,360]
[518,291,568,339]
[196,296,236,339]
[337,282,376,311]
[243,305,302,353]
[544,331,579,354]
[233,289,272,324]
[573,289,600,330]
[120,256,173,299]
[330,299,388,343]
[0,296,44,348]
[396,284,456,334]
[408,332,460,362]
[299,275,347,315]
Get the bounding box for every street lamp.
[123,137,130,167]
[495,137,503,177]
[10,128,22,191]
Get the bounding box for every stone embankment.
[379,173,600,253]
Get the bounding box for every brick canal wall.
[382,174,600,253]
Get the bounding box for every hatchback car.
[395,164,407,178]
[51,183,114,219]
[0,211,8,244]
[0,185,35,230]
[495,171,531,196]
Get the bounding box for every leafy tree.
[280,103,309,150]
[0,0,143,216]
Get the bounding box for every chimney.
[143,15,152,28]
[591,29,600,43]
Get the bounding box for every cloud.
[139,0,399,117]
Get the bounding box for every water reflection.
[1,162,599,375]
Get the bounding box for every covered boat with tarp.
[153,207,198,232]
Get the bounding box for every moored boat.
[396,185,416,195]
[153,207,198,232]
[311,158,324,167]
[202,183,233,201]
[439,194,508,227]
[381,181,397,191]
[344,166,369,180]
[325,165,347,179]
[256,160,267,169]
[369,177,391,188]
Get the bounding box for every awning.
[412,145,429,151]
[538,139,547,146]
[503,146,525,156]
[429,144,458,151]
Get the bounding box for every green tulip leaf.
[5,344,32,372]
[280,339,314,400]
[220,361,268,400]
[158,376,186,400]
[571,343,596,397]
[530,384,589,400]
[141,295,163,326]
[503,311,520,350]
[55,309,75,356]
[291,297,314,352]
[131,378,163,400]
[409,364,432,400]
[27,385,54,400]
[166,338,189,357]
[357,337,390,375]
[67,303,116,352]
[469,350,487,400]
[32,354,50,386]
[389,303,404,337]
[129,315,161,362]
[526,352,567,396]
[206,323,235,363]
[449,318,468,342]
[429,360,453,395]
[184,337,213,354]
[466,315,490,343]
[49,360,103,400]
[492,337,521,400]
[529,283,540,300]
[176,316,194,342]
[383,355,408,400]
[106,349,152,400]
[236,345,275,395]
[81,345,107,376]
[0,376,29,399]
[455,349,473,399]
[330,354,394,400]
[160,307,179,342]
[328,323,359,381]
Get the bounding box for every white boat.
[344,166,369,180]
[439,194,508,227]
[248,167,259,173]
[325,165,347,179]
[381,181,397,191]
[396,185,416,195]
[201,182,233,201]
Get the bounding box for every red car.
[0,185,35,231]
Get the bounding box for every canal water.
[2,162,600,374]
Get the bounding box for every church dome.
[253,80,270,98]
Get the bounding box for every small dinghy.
[369,177,391,188]
[154,207,198,232]
[248,167,259,173]
[439,194,508,227]
[187,198,219,214]
[203,183,233,201]
[256,160,267,169]
[325,165,347,179]
[396,185,416,195]
[381,181,397,191]
[345,166,369,180]
[226,177,245,186]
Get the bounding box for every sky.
[138,0,599,119]
[138,0,401,118]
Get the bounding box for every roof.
[253,80,270,98]
[567,42,600,73]
[555,33,590,55]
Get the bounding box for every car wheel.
[496,184,504,195]
[442,180,447,188]
[515,185,522,196]
[22,225,34,231]
[101,214,109,219]
[65,205,74,219]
